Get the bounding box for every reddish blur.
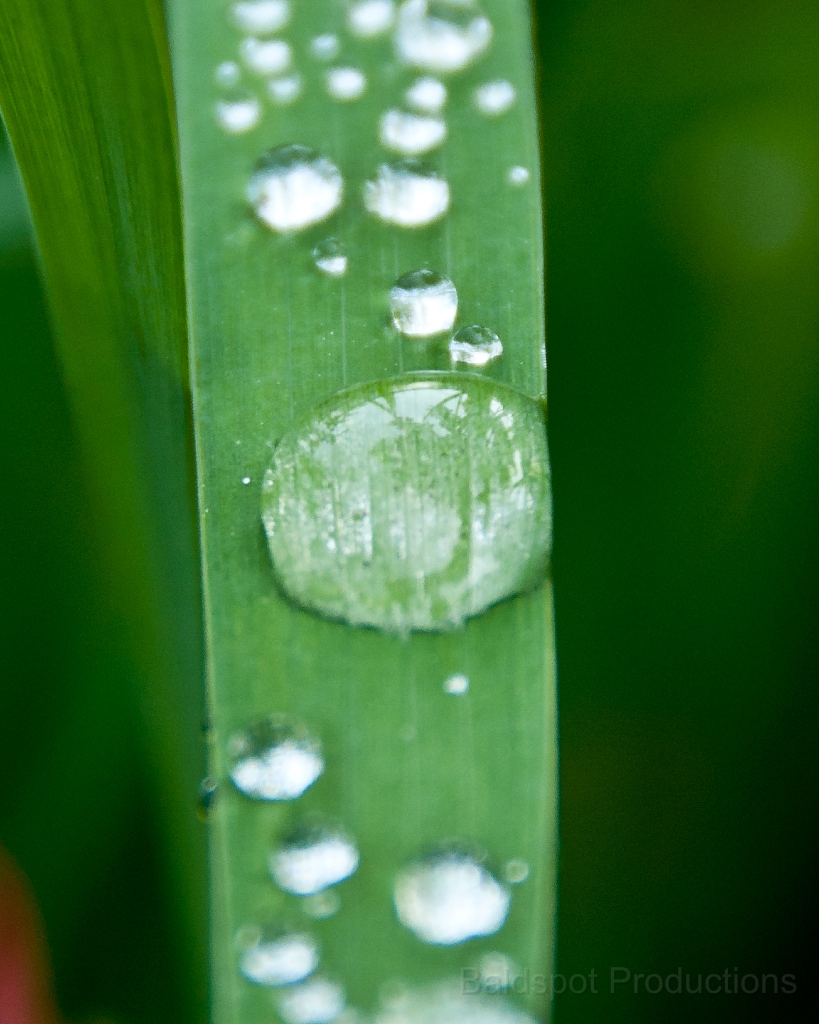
[0,846,60,1024]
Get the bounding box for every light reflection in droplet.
[312,237,348,277]
[303,889,342,919]
[277,977,346,1024]
[449,325,503,367]
[326,66,367,101]
[507,165,529,186]
[347,0,395,38]
[237,925,318,987]
[310,34,341,60]
[503,858,529,884]
[240,36,292,76]
[379,109,446,156]
[394,0,493,74]
[215,60,241,87]
[393,847,510,944]
[364,160,449,227]
[390,269,457,336]
[375,980,538,1024]
[215,95,262,134]
[405,76,447,114]
[267,74,303,105]
[247,144,343,232]
[231,0,291,35]
[270,818,360,895]
[227,716,324,800]
[443,673,469,694]
[473,79,515,116]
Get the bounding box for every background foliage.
[1,0,818,1022]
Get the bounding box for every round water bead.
[215,93,262,134]
[326,66,367,101]
[347,0,395,38]
[231,0,291,34]
[312,237,348,277]
[237,925,318,986]
[277,977,346,1024]
[310,34,340,60]
[395,0,492,74]
[364,160,449,227]
[379,110,446,156]
[390,269,457,336]
[375,980,537,1024]
[473,79,515,116]
[405,76,447,113]
[268,74,302,105]
[240,36,292,76]
[269,817,360,895]
[448,325,503,367]
[227,715,324,800]
[393,845,510,945]
[261,373,551,632]
[247,145,343,232]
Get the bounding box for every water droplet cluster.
[207,0,548,1013]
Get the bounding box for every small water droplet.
[215,94,263,134]
[268,74,303,105]
[197,776,218,820]
[393,846,510,944]
[375,981,537,1024]
[310,34,340,60]
[312,238,348,277]
[227,716,324,800]
[443,672,469,694]
[449,325,503,367]
[303,889,342,919]
[248,145,343,232]
[364,160,449,227]
[241,36,292,76]
[277,977,346,1024]
[405,76,447,113]
[262,374,551,632]
[237,925,318,986]
[270,817,360,895]
[477,952,521,993]
[395,0,493,74]
[390,269,457,336]
[242,475,252,485]
[347,0,395,37]
[231,0,291,34]
[503,858,529,884]
[379,110,446,156]
[326,66,367,101]
[507,165,529,186]
[215,60,241,87]
[473,79,516,116]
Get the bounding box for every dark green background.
[1,1,817,1021]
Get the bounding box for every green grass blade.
[170,1,556,1020]
[0,1,206,1018]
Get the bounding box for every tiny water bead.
[473,79,516,116]
[443,672,469,694]
[379,110,446,156]
[277,977,346,1024]
[405,76,447,113]
[237,925,318,986]
[375,980,537,1024]
[507,165,529,186]
[247,145,343,232]
[215,60,241,87]
[240,36,292,76]
[302,889,341,919]
[477,953,521,993]
[268,74,302,105]
[449,325,503,367]
[364,160,449,227]
[310,34,340,60]
[312,238,348,277]
[231,0,291,34]
[326,66,367,101]
[197,776,218,820]
[270,818,360,895]
[393,847,510,945]
[395,0,493,74]
[347,0,395,38]
[390,269,457,337]
[216,94,262,134]
[503,858,529,884]
[261,374,551,632]
[227,716,324,800]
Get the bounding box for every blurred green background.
[1,0,817,1022]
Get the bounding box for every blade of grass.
[0,1,206,1019]
[170,2,556,1021]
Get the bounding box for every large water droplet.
[269,818,360,895]
[240,36,292,76]
[326,66,367,101]
[227,716,324,800]
[216,94,262,135]
[473,79,515,116]
[390,269,457,336]
[248,145,343,232]
[261,373,551,632]
[312,238,348,277]
[231,0,291,34]
[405,76,447,113]
[268,74,303,105]
[375,980,537,1024]
[395,0,493,74]
[310,34,340,60]
[449,325,503,367]
[393,846,510,944]
[379,110,446,156]
[364,160,449,227]
[237,925,319,986]
[277,977,346,1024]
[347,0,395,38]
